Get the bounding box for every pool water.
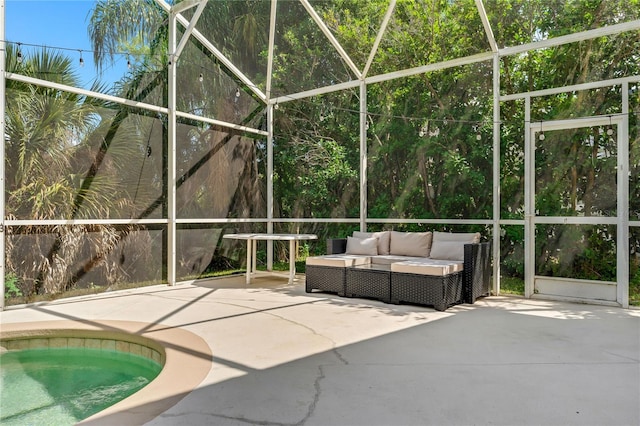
[0,347,162,425]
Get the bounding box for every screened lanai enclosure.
[1,0,639,309]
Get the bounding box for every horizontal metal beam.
[535,115,620,132]
[533,217,618,225]
[5,219,168,226]
[5,215,629,227]
[177,218,362,224]
[366,218,494,225]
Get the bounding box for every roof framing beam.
[366,51,494,85]
[171,0,204,15]
[154,0,266,102]
[173,0,208,59]
[6,72,168,114]
[362,0,396,79]
[265,0,278,100]
[271,80,361,105]
[500,19,640,57]
[299,0,362,79]
[475,0,498,53]
[272,51,494,104]
[176,110,268,136]
[502,75,640,101]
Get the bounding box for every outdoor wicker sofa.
[305,231,492,311]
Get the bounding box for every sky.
[5,0,130,89]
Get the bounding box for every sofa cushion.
[429,231,481,261]
[353,231,391,255]
[389,231,432,257]
[306,254,371,268]
[391,259,463,276]
[345,236,379,255]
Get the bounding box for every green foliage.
[535,225,617,281]
[5,0,640,305]
[500,276,525,296]
[4,274,23,299]
[630,259,640,306]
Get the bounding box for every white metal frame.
[1,0,639,309]
[0,1,5,308]
[523,115,628,306]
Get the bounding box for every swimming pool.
[0,320,213,424]
[0,347,162,425]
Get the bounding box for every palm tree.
[87,0,268,279]
[4,45,158,297]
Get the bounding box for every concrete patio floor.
[1,274,639,425]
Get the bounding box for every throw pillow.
[353,231,391,255]
[345,236,379,255]
[430,231,481,261]
[432,231,480,244]
[429,241,466,261]
[389,231,432,257]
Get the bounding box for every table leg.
[245,239,252,285]
[252,238,258,274]
[289,239,295,284]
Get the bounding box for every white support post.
[492,53,501,296]
[360,81,367,232]
[618,83,630,307]
[524,97,534,298]
[0,0,6,309]
[266,0,277,270]
[167,11,178,286]
[267,104,274,270]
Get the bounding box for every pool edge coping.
[0,320,213,425]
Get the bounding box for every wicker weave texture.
[305,264,346,296]
[327,238,347,255]
[346,268,391,302]
[391,272,463,311]
[463,242,492,303]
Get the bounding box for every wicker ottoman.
[390,260,464,311]
[305,255,370,296]
[346,264,391,302]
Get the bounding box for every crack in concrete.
[157,364,329,426]
[261,310,349,365]
[158,411,295,426]
[331,347,349,365]
[603,350,640,363]
[295,365,325,426]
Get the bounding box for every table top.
[223,233,318,241]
